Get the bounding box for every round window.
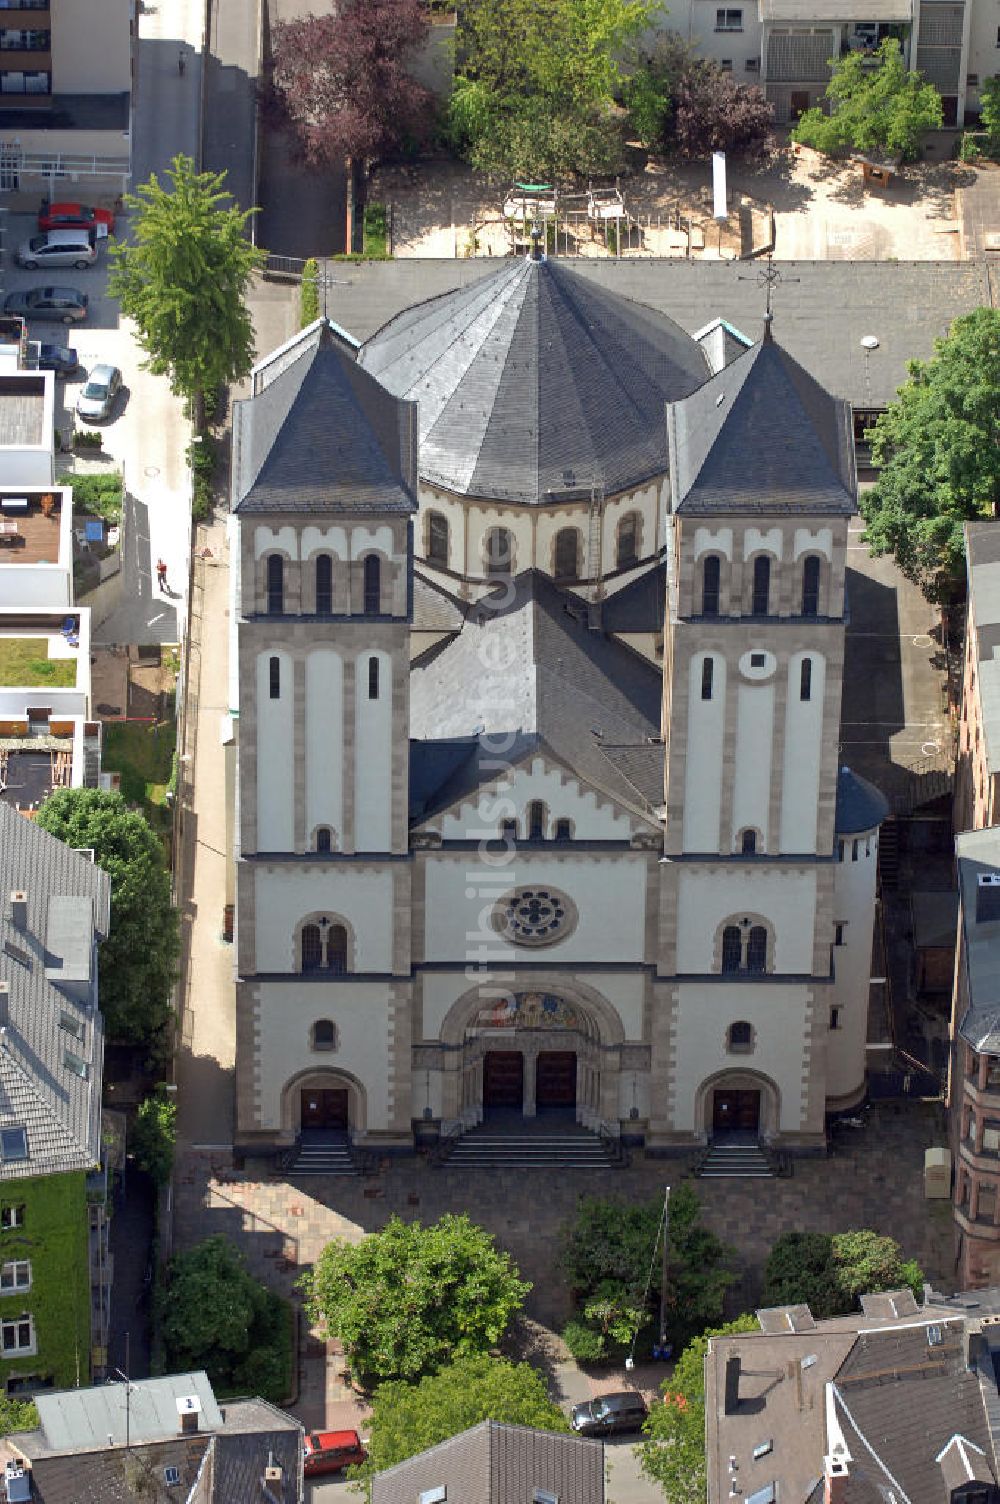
[493,887,577,947]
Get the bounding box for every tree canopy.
[359,1355,567,1473]
[639,1315,759,1503]
[627,33,772,158]
[36,788,179,1050]
[109,155,265,426]
[159,1237,292,1403]
[859,307,1000,600]
[267,0,434,170]
[981,76,1000,150]
[131,1085,177,1187]
[302,1213,531,1385]
[449,0,656,181]
[791,38,942,160]
[762,1229,924,1319]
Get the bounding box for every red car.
[37,202,114,235]
[303,1429,367,1477]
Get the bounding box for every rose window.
[493,887,576,947]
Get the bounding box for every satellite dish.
[860,335,879,350]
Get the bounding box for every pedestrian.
[156,558,167,592]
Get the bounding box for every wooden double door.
[482,1050,577,1113]
[300,1088,349,1132]
[712,1089,760,1135]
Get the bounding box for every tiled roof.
[371,1420,604,1504]
[669,336,856,516]
[359,256,709,505]
[834,766,889,834]
[232,321,418,516]
[409,571,663,823]
[0,805,110,1180]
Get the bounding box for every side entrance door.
[712,1089,760,1135]
[535,1052,577,1110]
[483,1051,524,1111]
[300,1088,349,1132]
[790,90,810,120]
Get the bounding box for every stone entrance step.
[696,1141,774,1179]
[286,1141,358,1176]
[444,1129,616,1170]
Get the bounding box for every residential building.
[704,1286,1000,1504]
[0,486,72,608]
[8,1370,304,1502]
[0,0,133,195]
[956,522,1000,834]
[371,1421,604,1504]
[0,370,56,489]
[230,255,887,1162]
[0,803,110,1390]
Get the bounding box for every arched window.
[802,555,821,617]
[368,655,379,700]
[746,925,768,974]
[301,924,322,973]
[311,1019,337,1050]
[363,555,382,615]
[752,556,770,616]
[554,528,580,580]
[315,827,332,853]
[428,511,449,567]
[528,800,546,840]
[702,555,721,617]
[721,926,742,974]
[485,528,512,577]
[800,658,812,702]
[728,1020,753,1053]
[327,924,348,975]
[617,513,639,569]
[701,657,714,701]
[268,656,280,700]
[315,554,333,614]
[740,829,757,855]
[266,554,284,615]
[554,818,572,842]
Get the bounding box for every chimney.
[824,1456,848,1504]
[176,1395,202,1434]
[8,893,26,931]
[977,872,1000,924]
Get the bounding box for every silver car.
[76,364,122,422]
[16,230,98,270]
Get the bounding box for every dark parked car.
[571,1391,649,1437]
[2,287,88,324]
[33,342,80,377]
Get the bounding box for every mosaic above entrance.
[472,992,581,1031]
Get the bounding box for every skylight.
[0,1128,27,1162]
[63,1050,88,1080]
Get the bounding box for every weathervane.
[736,253,799,341]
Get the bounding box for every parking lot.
[0,204,192,644]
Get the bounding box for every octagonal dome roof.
[358,256,711,506]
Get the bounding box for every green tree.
[627,32,772,157]
[792,38,942,160]
[639,1315,758,1504]
[302,1214,530,1385]
[159,1237,291,1403]
[36,788,179,1050]
[763,1229,924,1319]
[981,76,1000,150]
[860,307,1000,600]
[131,1085,177,1187]
[449,0,657,181]
[358,1355,567,1474]
[109,155,265,427]
[0,1397,38,1435]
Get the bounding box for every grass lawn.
[101,720,176,830]
[0,638,76,687]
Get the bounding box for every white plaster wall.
[745,527,783,560]
[254,524,299,561]
[419,969,646,1042]
[967,8,998,114]
[793,527,833,563]
[675,867,819,973]
[465,506,534,577]
[253,866,394,972]
[779,652,825,854]
[437,758,633,841]
[731,681,774,848]
[422,853,648,965]
[645,1,764,71]
[693,526,733,561]
[670,981,811,1133]
[52,0,132,93]
[0,562,70,607]
[254,978,393,1130]
[301,524,350,561]
[827,829,879,1100]
[354,649,393,851]
[305,649,343,848]
[683,653,725,851]
[255,650,294,851]
[610,631,662,668]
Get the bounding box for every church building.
[228,254,887,1160]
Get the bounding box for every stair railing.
[597,1119,630,1168]
[429,1120,465,1169]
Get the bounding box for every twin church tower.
[228,256,885,1158]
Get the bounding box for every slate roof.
[371,1420,604,1504]
[409,571,663,824]
[0,806,110,1180]
[412,570,465,634]
[359,255,710,505]
[602,562,667,634]
[21,1437,211,1503]
[834,766,889,834]
[965,522,1000,775]
[231,320,417,516]
[669,335,856,516]
[955,825,1000,1053]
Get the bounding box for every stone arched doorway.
[280,1068,368,1140]
[694,1068,781,1144]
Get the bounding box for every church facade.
[229,256,886,1157]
